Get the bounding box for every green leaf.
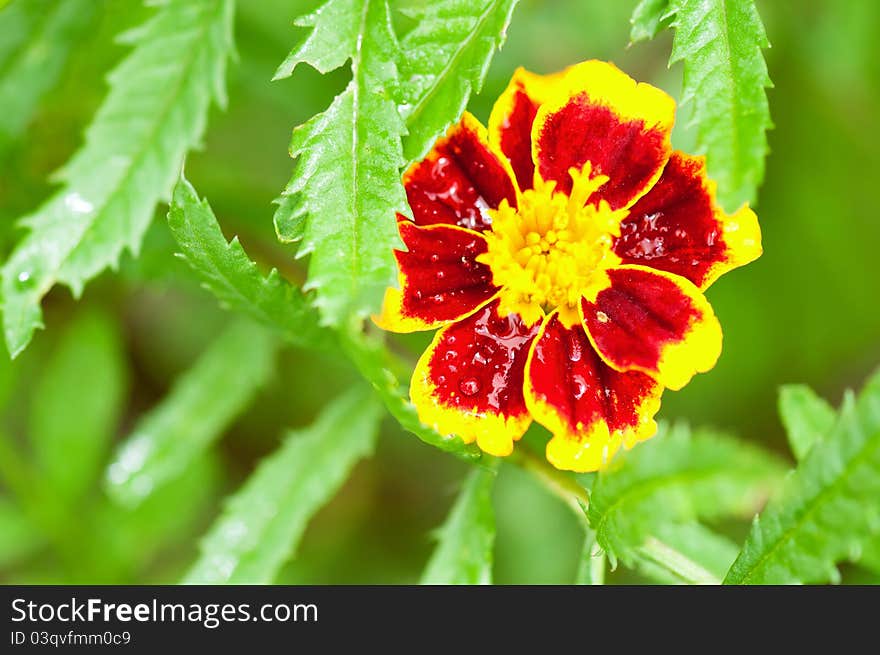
[629,0,671,44]
[779,384,836,461]
[667,0,772,210]
[725,371,880,584]
[273,0,407,327]
[92,455,221,582]
[421,465,496,584]
[183,385,381,584]
[340,328,480,460]
[0,0,96,148]
[105,319,276,507]
[167,176,333,351]
[587,422,786,567]
[30,309,127,500]
[635,522,739,584]
[1,0,235,358]
[397,0,518,162]
[575,528,605,585]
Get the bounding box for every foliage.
[631,0,773,210]
[105,319,277,507]
[1,0,236,358]
[421,464,497,585]
[184,385,381,584]
[168,177,332,351]
[778,385,836,461]
[272,0,408,327]
[586,423,786,568]
[725,370,880,584]
[397,0,519,162]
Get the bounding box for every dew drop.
[436,270,445,280]
[459,377,481,396]
[572,374,588,400]
[596,311,609,324]
[430,253,440,263]
[472,351,488,365]
[568,334,583,362]
[64,192,94,214]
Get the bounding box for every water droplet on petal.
[459,377,481,397]
[572,374,588,399]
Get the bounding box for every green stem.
[637,536,722,585]
[507,446,590,520]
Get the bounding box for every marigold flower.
[374,60,761,472]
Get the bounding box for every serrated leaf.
[0,0,95,149]
[341,329,480,460]
[91,455,221,581]
[30,309,127,501]
[725,370,880,584]
[629,0,671,44]
[273,0,407,327]
[421,465,496,584]
[634,522,739,584]
[397,0,518,162]
[587,422,786,567]
[167,177,476,461]
[167,176,333,351]
[105,319,276,507]
[1,0,235,358]
[779,384,836,461]
[183,385,381,584]
[667,0,772,210]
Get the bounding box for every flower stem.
[506,446,590,520]
[637,536,722,585]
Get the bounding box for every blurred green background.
[0,0,878,584]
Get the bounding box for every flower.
[374,60,761,472]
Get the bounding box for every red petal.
[488,67,566,192]
[411,299,540,456]
[580,266,722,390]
[404,113,517,231]
[525,314,662,472]
[532,61,674,210]
[374,218,499,332]
[614,152,762,289]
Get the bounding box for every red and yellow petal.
[374,218,499,332]
[488,67,566,192]
[614,152,762,289]
[410,299,541,456]
[525,313,662,472]
[580,265,722,391]
[531,60,674,210]
[404,112,518,231]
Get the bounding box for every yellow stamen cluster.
[478,165,626,327]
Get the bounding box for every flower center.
[477,164,626,327]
